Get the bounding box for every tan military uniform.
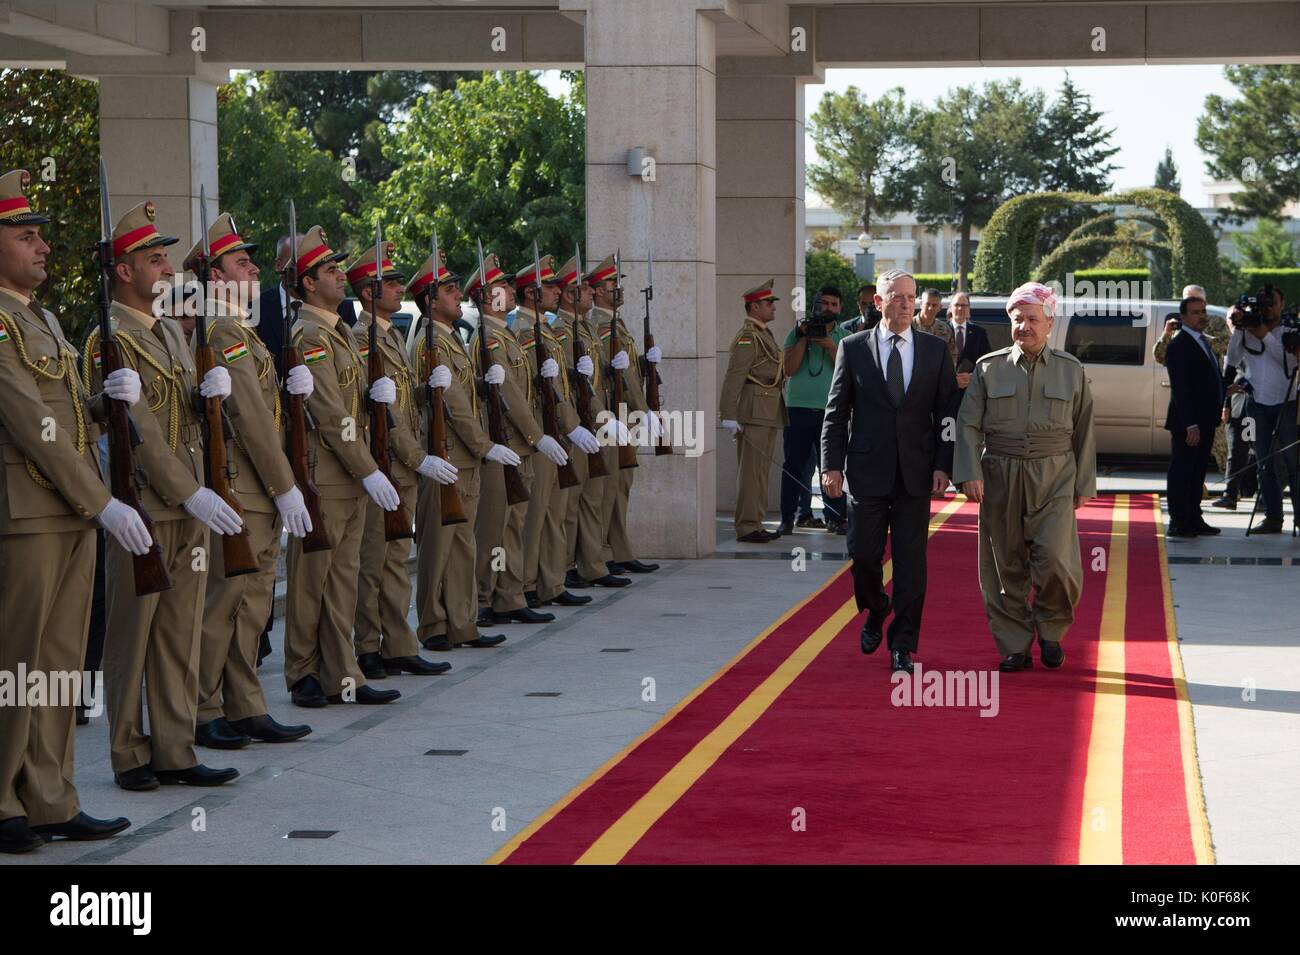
[283,302,372,696]
[85,302,208,773]
[472,314,540,613]
[0,287,108,825]
[914,315,959,369]
[198,300,295,723]
[720,316,788,538]
[592,305,648,563]
[954,343,1097,657]
[351,311,422,661]
[561,307,612,582]
[415,317,494,644]
[1154,315,1231,473]
[518,306,581,602]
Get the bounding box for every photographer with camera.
[1225,285,1300,534]
[780,284,852,534]
[842,283,881,334]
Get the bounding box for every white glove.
[418,454,459,485]
[721,419,743,436]
[566,425,600,455]
[485,363,506,386]
[362,470,400,511]
[96,498,152,556]
[485,443,521,467]
[184,487,244,535]
[576,355,594,377]
[199,365,232,401]
[539,357,559,379]
[611,350,630,370]
[286,364,314,398]
[598,416,630,446]
[102,368,142,406]
[535,434,569,467]
[274,486,312,538]
[428,364,452,390]
[369,375,396,405]
[646,409,664,439]
[645,345,662,364]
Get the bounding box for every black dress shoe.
[606,561,626,574]
[195,717,252,750]
[476,607,497,627]
[464,634,508,648]
[327,684,401,705]
[860,595,892,655]
[623,559,659,573]
[356,652,388,680]
[31,812,130,842]
[737,529,779,543]
[156,764,239,787]
[999,652,1034,672]
[228,714,312,743]
[890,649,914,673]
[499,607,555,624]
[114,766,159,791]
[796,515,827,529]
[0,817,44,854]
[422,635,453,652]
[1210,495,1237,510]
[778,520,795,536]
[1251,516,1284,534]
[1195,521,1221,536]
[525,591,542,609]
[291,675,328,708]
[565,569,591,589]
[1166,524,1198,538]
[591,574,631,588]
[1039,640,1065,668]
[827,520,848,536]
[551,590,592,606]
[383,655,452,676]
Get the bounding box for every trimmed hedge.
[1240,268,1300,305]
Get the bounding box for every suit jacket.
[951,320,992,373]
[255,284,355,379]
[1164,328,1224,433]
[822,327,956,498]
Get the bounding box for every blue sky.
[805,64,1240,207]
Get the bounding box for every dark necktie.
[956,325,965,357]
[886,334,904,406]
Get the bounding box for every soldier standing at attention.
[720,280,788,543]
[0,170,133,850]
[954,281,1097,673]
[914,288,959,370]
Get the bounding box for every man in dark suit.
[255,234,355,379]
[947,290,992,411]
[821,269,956,674]
[1164,295,1226,538]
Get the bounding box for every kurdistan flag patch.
[358,344,370,359]
[222,341,249,363]
[0,320,8,343]
[303,346,328,365]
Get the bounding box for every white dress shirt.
[1226,326,1296,406]
[876,322,914,393]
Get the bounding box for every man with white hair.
[954,282,1096,672]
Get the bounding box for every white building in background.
[1201,180,1300,265]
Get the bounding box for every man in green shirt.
[781,284,852,534]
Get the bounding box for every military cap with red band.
[583,253,624,287]
[0,170,49,226]
[552,254,581,288]
[293,224,347,274]
[514,254,556,292]
[742,278,780,304]
[345,240,405,288]
[183,212,257,271]
[464,252,506,297]
[406,249,456,296]
[111,201,178,258]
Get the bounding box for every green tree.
[1197,66,1300,219]
[259,70,466,214]
[217,74,350,270]
[1232,218,1298,268]
[0,68,100,342]
[909,80,1047,290]
[807,86,920,238]
[1150,147,1182,296]
[804,249,860,307]
[1154,146,1181,194]
[1036,73,1119,258]
[358,71,584,280]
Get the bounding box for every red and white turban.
[1006,281,1058,318]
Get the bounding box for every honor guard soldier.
[84,200,244,789]
[282,226,401,708]
[346,240,451,679]
[954,282,1097,672]
[515,253,596,610]
[914,288,959,369]
[470,252,564,625]
[184,214,313,749]
[556,254,628,590]
[410,249,509,650]
[586,253,659,574]
[720,279,789,542]
[0,170,131,850]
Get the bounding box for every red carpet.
[490,494,1212,865]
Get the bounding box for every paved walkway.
[4,469,1295,865]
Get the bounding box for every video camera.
[798,295,840,341]
[1234,285,1278,330]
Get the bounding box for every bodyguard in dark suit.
[255,234,355,379]
[1164,296,1225,538]
[948,290,992,400]
[821,269,956,674]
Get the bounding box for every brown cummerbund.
[984,431,1073,458]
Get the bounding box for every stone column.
[715,71,806,514]
[582,0,718,559]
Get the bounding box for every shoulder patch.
[222,340,249,363]
[303,345,328,365]
[0,320,9,344]
[487,337,502,352]
[734,333,754,346]
[358,344,370,359]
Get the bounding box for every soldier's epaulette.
[1051,348,1083,367]
[978,346,1012,364]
